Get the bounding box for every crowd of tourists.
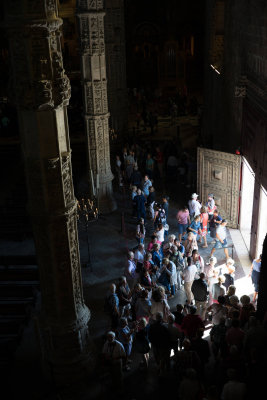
[102,154,265,398]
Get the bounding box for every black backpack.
[157,208,166,224]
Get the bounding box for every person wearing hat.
[210,219,229,261]
[188,193,202,220]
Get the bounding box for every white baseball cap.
[191,193,198,198]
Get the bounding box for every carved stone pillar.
[105,0,128,134]
[5,0,92,384]
[76,0,117,213]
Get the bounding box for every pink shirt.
[177,210,189,225]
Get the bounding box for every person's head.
[116,154,120,160]
[192,249,199,259]
[138,317,147,329]
[240,294,251,306]
[221,219,227,226]
[259,254,262,261]
[189,305,197,315]
[174,239,180,247]
[191,193,198,199]
[213,209,219,216]
[168,313,175,324]
[147,153,151,159]
[157,223,163,230]
[157,286,166,297]
[137,188,142,195]
[153,243,160,251]
[169,234,176,243]
[218,275,225,285]
[199,272,205,280]
[146,252,152,261]
[134,283,142,292]
[109,283,116,294]
[132,185,137,192]
[229,295,239,306]
[119,276,127,286]
[149,186,155,192]
[209,256,217,266]
[155,311,163,322]
[107,331,116,343]
[152,287,164,302]
[144,175,149,181]
[208,193,214,200]
[162,258,170,266]
[151,235,157,243]
[139,218,144,224]
[162,196,169,203]
[183,338,191,350]
[138,243,145,251]
[218,295,226,305]
[201,205,208,213]
[227,285,236,296]
[194,215,200,222]
[182,205,188,212]
[128,251,134,260]
[134,165,138,171]
[187,256,192,266]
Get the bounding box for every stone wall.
[203,0,267,164]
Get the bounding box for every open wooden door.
[197,148,241,228]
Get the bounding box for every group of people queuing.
[115,143,197,191]
[102,185,264,398]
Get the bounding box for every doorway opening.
[256,186,267,257]
[239,158,255,251]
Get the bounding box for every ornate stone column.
[5,0,92,384]
[105,0,128,134]
[76,0,117,213]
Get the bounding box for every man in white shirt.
[210,219,229,260]
[182,257,198,304]
[102,331,126,391]
[188,193,202,218]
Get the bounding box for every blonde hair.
[227,285,236,296]
[218,275,225,284]
[201,205,208,213]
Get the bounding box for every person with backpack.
[104,283,120,330]
[153,204,166,229]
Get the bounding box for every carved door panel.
[197,147,241,228]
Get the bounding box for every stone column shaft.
[77,0,116,213]
[5,0,92,384]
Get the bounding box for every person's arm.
[248,262,254,277]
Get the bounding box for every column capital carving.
[5,3,71,110]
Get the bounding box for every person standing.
[209,209,222,243]
[102,331,126,392]
[210,219,229,261]
[249,254,261,303]
[136,218,146,245]
[199,206,209,248]
[134,188,147,221]
[177,206,191,242]
[188,193,202,219]
[142,174,152,197]
[182,257,198,304]
[191,273,209,321]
